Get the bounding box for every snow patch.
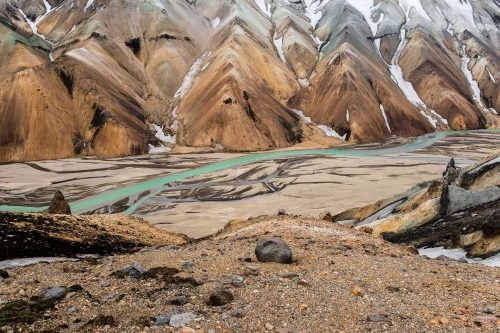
[380,104,391,133]
[174,52,210,99]
[254,0,271,17]
[418,246,500,267]
[84,0,94,13]
[345,0,382,36]
[210,17,221,29]
[346,110,349,122]
[148,144,172,154]
[153,124,176,145]
[430,110,448,125]
[297,78,309,87]
[443,0,476,28]
[419,111,437,127]
[291,109,311,123]
[317,125,346,141]
[399,0,431,21]
[486,66,496,84]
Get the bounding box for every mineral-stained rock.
[47,190,71,215]
[255,237,292,264]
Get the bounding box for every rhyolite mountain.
[1,0,499,161]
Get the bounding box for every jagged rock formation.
[0,0,499,161]
[333,151,500,258]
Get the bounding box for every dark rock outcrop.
[47,190,71,215]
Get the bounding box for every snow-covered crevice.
[430,110,448,125]
[273,31,288,64]
[399,0,431,21]
[210,17,221,29]
[346,110,349,122]
[379,104,391,133]
[486,66,496,84]
[174,52,211,99]
[460,45,489,112]
[327,53,339,66]
[317,125,347,141]
[148,124,176,154]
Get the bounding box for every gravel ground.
[1,215,500,332]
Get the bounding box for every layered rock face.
[0,0,499,161]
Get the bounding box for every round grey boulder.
[255,237,292,264]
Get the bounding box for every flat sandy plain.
[1,132,499,238]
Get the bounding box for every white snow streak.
[291,109,312,123]
[273,32,287,64]
[430,110,448,125]
[174,52,210,99]
[327,53,339,66]
[486,66,496,84]
[460,45,488,112]
[84,0,95,13]
[346,110,350,122]
[148,144,172,154]
[420,111,437,128]
[297,78,310,87]
[210,17,221,29]
[379,104,391,133]
[317,125,346,141]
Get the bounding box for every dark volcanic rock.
[47,190,71,215]
[255,237,292,264]
[86,314,115,326]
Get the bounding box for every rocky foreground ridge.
[1,0,500,161]
[2,215,500,332]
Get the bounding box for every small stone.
[277,209,286,215]
[352,288,363,297]
[297,279,310,287]
[308,238,316,244]
[155,310,182,326]
[178,328,204,333]
[201,252,208,257]
[206,287,234,306]
[86,314,114,326]
[166,296,187,305]
[0,270,9,278]
[40,287,66,300]
[473,315,500,324]
[319,211,332,221]
[278,272,299,279]
[429,317,448,325]
[265,323,274,330]
[299,303,308,310]
[386,285,400,292]
[361,226,373,234]
[170,245,180,250]
[405,245,419,255]
[232,309,245,318]
[169,312,197,327]
[112,263,147,278]
[232,323,242,329]
[276,329,310,333]
[173,272,191,279]
[181,261,194,269]
[367,313,383,322]
[485,305,496,314]
[102,281,111,287]
[255,237,293,264]
[238,256,252,262]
